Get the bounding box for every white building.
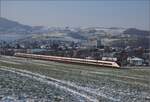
[102,57,117,62]
[86,37,101,48]
[127,57,144,66]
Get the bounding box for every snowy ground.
[0,56,150,102]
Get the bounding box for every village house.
[127,57,144,66]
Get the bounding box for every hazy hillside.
[0,17,33,34]
[0,17,149,43]
[123,28,150,36]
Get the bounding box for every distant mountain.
[0,17,32,34]
[123,28,150,36]
[1,17,149,43]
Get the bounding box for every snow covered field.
[0,56,150,102]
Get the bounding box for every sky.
[1,0,150,30]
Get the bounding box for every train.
[14,53,120,68]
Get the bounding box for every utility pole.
[0,0,2,57]
[0,0,1,17]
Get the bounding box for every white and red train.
[14,53,120,68]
